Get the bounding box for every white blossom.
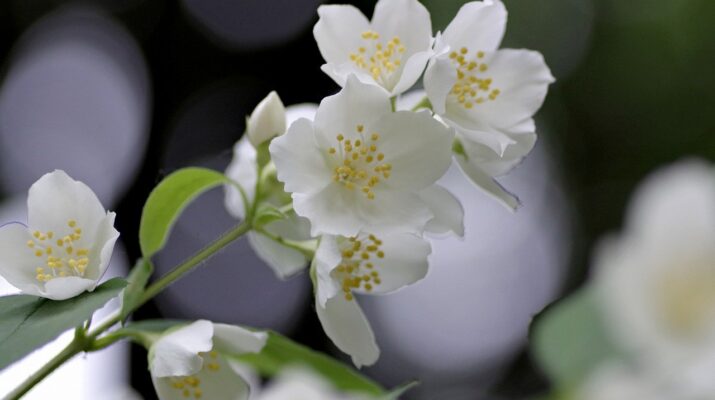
[314,0,433,96]
[0,170,119,300]
[246,91,286,148]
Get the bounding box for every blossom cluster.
[226,0,553,367]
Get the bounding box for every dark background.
[0,0,713,398]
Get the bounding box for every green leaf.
[382,381,419,399]
[236,331,385,396]
[0,278,127,370]
[139,167,232,258]
[120,259,154,322]
[530,287,623,387]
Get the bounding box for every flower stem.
[6,327,87,400]
[410,96,432,112]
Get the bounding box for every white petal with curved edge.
[285,103,318,126]
[420,185,465,237]
[424,55,458,115]
[270,118,332,195]
[87,212,119,282]
[314,5,371,64]
[27,170,106,235]
[293,184,362,237]
[355,233,430,295]
[152,353,250,400]
[151,320,214,378]
[315,295,379,368]
[461,128,537,178]
[371,0,431,57]
[442,0,507,53]
[313,76,391,147]
[456,154,520,211]
[372,110,454,191]
[42,276,96,301]
[225,137,258,220]
[212,323,267,356]
[315,234,343,308]
[355,186,432,236]
[320,63,379,94]
[247,91,286,147]
[248,232,308,279]
[0,223,43,296]
[465,49,554,130]
[390,49,433,96]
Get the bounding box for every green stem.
[86,220,251,340]
[6,328,87,400]
[390,96,397,112]
[254,227,317,258]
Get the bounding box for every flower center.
[349,31,406,87]
[334,234,385,301]
[656,263,715,340]
[327,125,392,200]
[448,47,500,109]
[27,219,91,283]
[169,351,221,399]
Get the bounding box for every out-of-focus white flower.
[150,320,267,400]
[270,76,453,237]
[257,368,370,400]
[594,160,715,393]
[423,0,554,210]
[313,0,433,96]
[225,105,316,278]
[246,91,286,148]
[0,170,119,300]
[578,363,672,400]
[314,232,431,367]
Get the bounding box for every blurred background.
[0,0,713,399]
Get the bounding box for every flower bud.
[247,91,286,148]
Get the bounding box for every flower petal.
[456,153,520,211]
[314,5,371,65]
[390,49,433,96]
[315,234,344,308]
[419,184,465,237]
[293,184,362,237]
[151,320,214,378]
[27,170,106,236]
[224,137,257,220]
[424,53,458,115]
[42,276,95,301]
[249,214,312,279]
[212,323,267,356]
[442,0,507,53]
[465,49,554,130]
[371,0,431,57]
[372,110,454,191]
[270,118,332,195]
[247,91,286,147]
[86,212,119,282]
[355,232,430,294]
[313,76,391,147]
[0,222,43,296]
[356,186,432,236]
[460,127,537,178]
[152,353,250,400]
[315,294,379,368]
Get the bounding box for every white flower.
[594,160,715,393]
[225,105,317,278]
[423,0,554,209]
[578,363,673,400]
[246,91,286,148]
[150,320,267,400]
[314,0,433,96]
[314,231,431,367]
[0,170,119,300]
[270,76,454,237]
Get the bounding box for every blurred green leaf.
[382,381,418,399]
[0,278,127,370]
[531,287,623,387]
[237,331,385,396]
[120,259,154,322]
[139,167,231,258]
[253,203,286,227]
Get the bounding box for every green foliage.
[530,287,623,388]
[120,259,154,322]
[236,331,385,396]
[252,203,287,227]
[0,278,126,370]
[139,167,233,258]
